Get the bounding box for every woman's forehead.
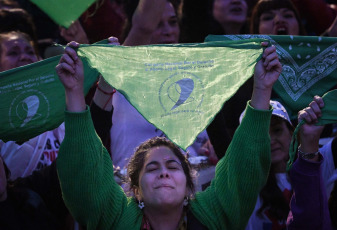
[145,146,178,162]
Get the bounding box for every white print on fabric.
[225,35,337,101]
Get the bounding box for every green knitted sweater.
[57,103,271,230]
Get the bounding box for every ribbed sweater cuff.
[240,101,272,133]
[64,106,95,138]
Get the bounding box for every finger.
[265,58,281,71]
[309,100,322,118]
[60,53,74,66]
[64,46,78,62]
[313,95,324,108]
[262,45,276,59]
[67,41,80,48]
[56,62,75,74]
[263,50,278,66]
[108,36,120,45]
[305,106,318,123]
[260,41,269,47]
[298,109,312,123]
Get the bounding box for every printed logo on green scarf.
[9,89,50,129]
[159,72,204,117]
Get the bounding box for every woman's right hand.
[56,41,86,112]
[56,41,84,92]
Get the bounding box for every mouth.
[275,26,288,35]
[155,184,174,189]
[230,6,243,14]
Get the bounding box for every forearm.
[192,103,272,229]
[57,108,125,227]
[288,155,333,229]
[65,89,86,112]
[123,0,166,46]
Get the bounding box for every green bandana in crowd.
[206,35,337,120]
[0,55,99,143]
[30,0,95,28]
[287,89,337,171]
[0,39,264,150]
[76,39,264,150]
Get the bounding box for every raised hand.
[298,96,325,160]
[56,41,86,112]
[254,42,282,90]
[251,42,282,110]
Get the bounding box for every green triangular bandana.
[76,39,265,150]
[0,54,99,142]
[30,0,95,28]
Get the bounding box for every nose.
[20,52,34,62]
[162,22,173,36]
[273,12,284,25]
[159,167,170,178]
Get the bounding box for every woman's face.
[258,8,299,35]
[213,0,248,26]
[269,117,292,170]
[0,35,38,72]
[134,146,188,209]
[149,2,180,44]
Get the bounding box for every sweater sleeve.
[190,102,272,230]
[287,155,334,230]
[56,107,128,229]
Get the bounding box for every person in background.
[0,31,64,180]
[287,96,334,230]
[180,0,249,43]
[250,0,305,35]
[0,8,39,56]
[0,155,60,229]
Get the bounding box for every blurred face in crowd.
[259,8,299,35]
[269,117,292,172]
[0,34,38,72]
[0,157,7,202]
[134,146,188,210]
[149,1,180,44]
[213,0,248,27]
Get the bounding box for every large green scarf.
[206,35,337,120]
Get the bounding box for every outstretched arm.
[56,43,130,229]
[287,96,334,230]
[191,42,282,229]
[55,41,86,112]
[123,0,167,46]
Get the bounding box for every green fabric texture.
[287,89,337,171]
[206,35,337,120]
[76,39,265,150]
[30,0,95,28]
[57,103,272,230]
[0,54,99,142]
